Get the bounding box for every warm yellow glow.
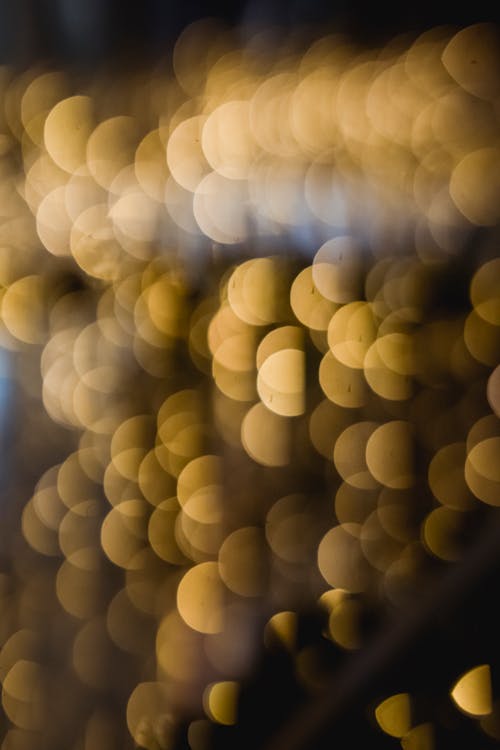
[177,455,220,506]
[423,507,465,561]
[1,275,46,344]
[70,204,122,281]
[156,611,204,682]
[203,681,239,725]
[36,185,72,256]
[364,338,413,401]
[111,415,154,482]
[451,664,492,717]
[450,148,500,226]
[365,421,415,489]
[87,116,138,189]
[318,524,372,592]
[148,498,186,564]
[58,500,100,559]
[241,402,291,466]
[264,611,297,651]
[126,682,171,748]
[21,71,68,130]
[134,128,169,201]
[194,171,249,244]
[101,500,149,569]
[470,258,500,325]
[290,266,338,331]
[327,593,364,650]
[309,399,352,460]
[202,101,256,180]
[442,24,500,100]
[333,422,380,489]
[44,95,94,173]
[400,723,434,750]
[327,302,377,369]
[428,443,474,509]
[375,693,412,737]
[319,350,367,408]
[256,326,304,368]
[2,660,45,731]
[228,258,282,326]
[257,348,305,416]
[465,438,500,505]
[218,527,268,597]
[312,236,363,304]
[487,366,500,417]
[167,116,209,192]
[177,562,225,634]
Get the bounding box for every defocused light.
[375,693,412,737]
[203,681,239,725]
[177,562,225,634]
[451,664,493,717]
[0,21,499,750]
[44,95,94,173]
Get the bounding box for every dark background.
[1,0,500,66]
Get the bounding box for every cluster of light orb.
[0,19,499,750]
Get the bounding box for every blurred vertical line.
[0,348,11,443]
[0,347,12,530]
